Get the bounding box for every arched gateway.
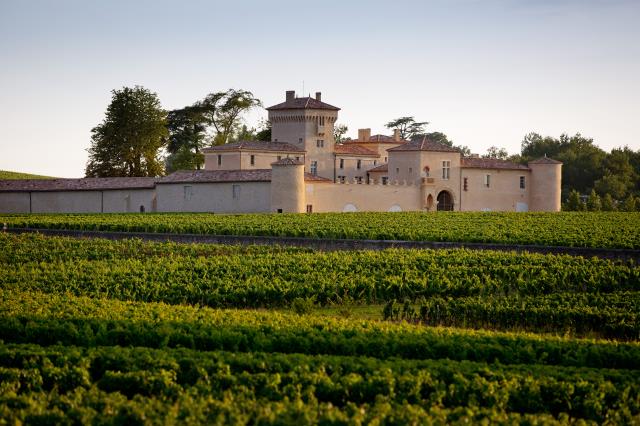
[437,190,454,211]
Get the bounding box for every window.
[520,176,526,189]
[463,177,468,191]
[306,204,313,213]
[442,160,450,180]
[250,155,255,166]
[357,160,361,170]
[217,155,222,166]
[374,160,377,166]
[385,157,387,162]
[316,139,324,148]
[396,167,399,173]
[232,184,241,199]
[356,176,363,184]
[337,175,345,183]
[295,156,300,161]
[484,174,491,188]
[382,177,389,185]
[277,156,281,161]
[318,116,325,125]
[409,167,412,174]
[339,159,344,169]
[310,161,318,176]
[299,138,303,143]
[277,208,283,213]
[183,185,192,201]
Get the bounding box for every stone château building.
[0,90,562,214]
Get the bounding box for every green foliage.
[85,86,168,178]
[0,170,55,179]
[385,116,428,140]
[483,146,509,160]
[565,190,585,211]
[165,104,210,172]
[4,211,640,248]
[333,123,348,143]
[201,89,262,146]
[586,189,602,211]
[621,195,639,212]
[602,193,616,211]
[291,297,316,315]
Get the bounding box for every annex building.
[0,90,562,214]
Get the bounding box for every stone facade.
[0,90,562,214]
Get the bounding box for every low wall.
[5,227,639,262]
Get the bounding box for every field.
[0,170,55,180]
[1,229,639,424]
[3,211,640,248]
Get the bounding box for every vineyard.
[3,211,640,248]
[1,230,639,423]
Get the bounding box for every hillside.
[0,170,55,180]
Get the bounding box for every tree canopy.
[86,86,167,177]
[385,117,428,140]
[201,89,262,146]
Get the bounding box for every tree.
[385,117,428,140]
[601,193,616,211]
[333,124,348,144]
[621,195,638,212]
[165,104,209,172]
[255,120,272,141]
[200,89,262,146]
[565,190,585,211]
[483,146,509,160]
[86,86,167,177]
[586,189,602,211]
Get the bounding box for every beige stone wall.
[0,192,31,213]
[305,181,421,212]
[156,182,271,213]
[336,156,380,182]
[31,191,102,213]
[204,152,242,170]
[102,189,156,213]
[529,163,562,212]
[458,169,530,212]
[269,109,338,179]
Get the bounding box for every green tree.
[586,189,602,211]
[601,193,616,211]
[385,117,428,140]
[594,174,629,200]
[333,123,348,144]
[255,120,272,141]
[565,190,585,211]
[620,195,638,212]
[165,104,209,172]
[483,146,509,160]
[201,89,262,146]
[86,86,167,177]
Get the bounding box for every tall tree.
[333,124,348,144]
[255,119,272,141]
[483,146,509,160]
[86,86,167,177]
[385,117,428,140]
[201,89,262,146]
[165,104,209,172]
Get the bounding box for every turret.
[270,158,305,213]
[528,157,562,212]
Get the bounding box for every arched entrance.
[437,191,454,211]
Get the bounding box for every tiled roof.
[367,164,388,173]
[334,144,380,157]
[158,169,271,184]
[387,137,460,153]
[461,157,530,171]
[344,135,408,144]
[272,158,304,166]
[0,177,156,192]
[266,96,340,111]
[158,169,333,184]
[201,141,305,153]
[529,157,562,165]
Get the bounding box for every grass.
[0,170,55,179]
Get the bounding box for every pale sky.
[1,0,638,177]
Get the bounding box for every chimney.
[393,129,401,142]
[286,90,295,101]
[315,92,322,101]
[358,128,371,141]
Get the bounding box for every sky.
[0,0,639,178]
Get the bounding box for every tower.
[266,90,339,179]
[528,157,563,212]
[270,157,305,213]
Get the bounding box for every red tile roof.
[461,157,530,170]
[334,144,380,157]
[367,164,388,173]
[344,134,408,144]
[529,157,562,165]
[0,177,156,192]
[266,96,340,111]
[201,141,305,153]
[387,137,460,153]
[157,169,332,184]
